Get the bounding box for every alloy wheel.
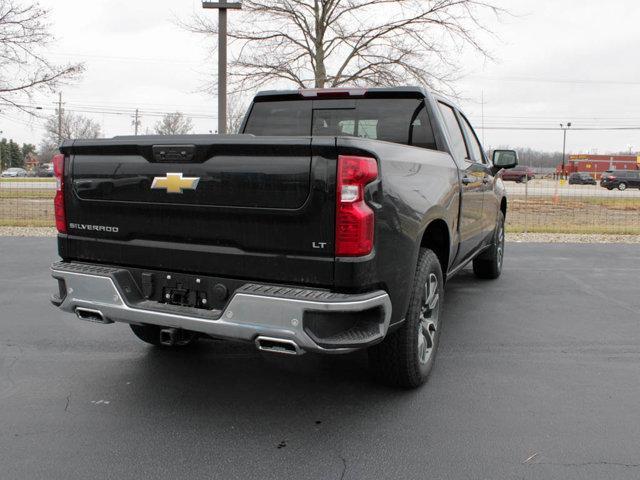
[496,220,505,269]
[418,273,440,364]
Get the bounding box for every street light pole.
[560,122,572,179]
[202,2,242,135]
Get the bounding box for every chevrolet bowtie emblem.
[151,173,200,194]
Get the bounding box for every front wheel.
[618,183,627,191]
[368,248,444,388]
[473,211,505,279]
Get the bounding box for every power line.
[0,113,34,129]
[0,102,218,119]
[469,75,640,86]
[476,126,640,131]
[2,101,640,132]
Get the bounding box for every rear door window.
[437,102,469,161]
[409,104,437,150]
[459,114,486,163]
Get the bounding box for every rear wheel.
[129,324,197,347]
[618,182,627,191]
[473,211,505,280]
[368,248,444,388]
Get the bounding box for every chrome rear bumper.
[51,262,392,354]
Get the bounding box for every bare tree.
[0,1,83,111]
[154,112,194,135]
[226,93,249,134]
[184,0,502,95]
[39,110,101,160]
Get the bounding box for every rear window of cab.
[244,98,437,150]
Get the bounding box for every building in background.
[558,154,640,178]
[24,153,39,173]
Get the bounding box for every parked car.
[1,167,28,177]
[501,165,535,182]
[600,170,640,190]
[50,86,518,388]
[37,163,55,177]
[568,172,596,185]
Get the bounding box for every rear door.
[437,102,484,261]
[62,136,337,286]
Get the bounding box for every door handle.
[461,176,474,185]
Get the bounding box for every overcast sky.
[2,0,640,154]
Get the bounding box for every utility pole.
[202,1,242,135]
[0,129,3,171]
[57,92,63,143]
[132,109,141,135]
[560,122,572,179]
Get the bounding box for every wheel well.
[420,219,450,279]
[500,197,507,217]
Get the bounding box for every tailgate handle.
[152,145,196,163]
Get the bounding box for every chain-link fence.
[503,170,640,235]
[0,178,55,227]
[1,173,639,234]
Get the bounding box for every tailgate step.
[51,261,121,276]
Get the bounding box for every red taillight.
[52,154,66,233]
[335,155,378,256]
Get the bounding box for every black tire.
[618,183,627,191]
[368,248,444,388]
[129,324,197,347]
[473,210,505,280]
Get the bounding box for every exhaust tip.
[75,307,112,324]
[255,336,302,355]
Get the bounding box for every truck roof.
[254,86,429,101]
[252,86,464,113]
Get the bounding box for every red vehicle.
[500,165,535,182]
[562,154,639,179]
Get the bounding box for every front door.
[459,113,498,240]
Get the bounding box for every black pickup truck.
[50,87,517,388]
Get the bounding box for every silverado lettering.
[68,223,119,233]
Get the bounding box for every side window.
[460,114,486,164]
[438,102,468,161]
[409,104,437,150]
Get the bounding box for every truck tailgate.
[59,135,337,286]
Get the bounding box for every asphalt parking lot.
[1,238,639,480]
